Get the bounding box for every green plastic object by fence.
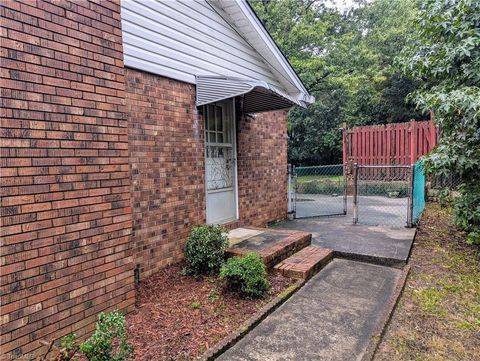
[412,161,426,224]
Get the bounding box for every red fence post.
[429,112,437,151]
[410,119,417,164]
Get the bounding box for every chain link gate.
[292,164,347,218]
[353,165,411,228]
[352,164,426,228]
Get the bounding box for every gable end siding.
[121,0,282,88]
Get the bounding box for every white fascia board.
[232,0,314,104]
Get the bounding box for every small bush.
[79,311,132,361]
[50,311,132,361]
[220,253,270,298]
[453,184,480,245]
[184,225,229,276]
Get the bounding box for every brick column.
[0,1,134,357]
[236,108,289,226]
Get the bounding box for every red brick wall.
[0,0,134,358]
[236,109,288,226]
[125,68,206,279]
[0,0,289,352]
[124,69,288,278]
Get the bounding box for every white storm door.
[204,100,238,224]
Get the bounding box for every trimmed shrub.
[184,225,229,276]
[220,253,270,298]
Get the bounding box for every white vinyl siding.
[121,0,282,88]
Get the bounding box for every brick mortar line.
[1,210,130,231]
[2,33,123,58]
[3,238,132,268]
[3,243,132,264]
[2,286,135,337]
[1,3,121,37]
[1,214,129,233]
[3,293,135,352]
[1,166,130,171]
[1,266,134,296]
[3,282,135,332]
[1,186,128,197]
[0,75,125,93]
[2,189,129,200]
[4,0,121,20]
[2,203,130,220]
[0,66,125,81]
[0,132,129,138]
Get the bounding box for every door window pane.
[206,145,234,190]
[216,106,223,131]
[209,131,216,143]
[207,105,215,131]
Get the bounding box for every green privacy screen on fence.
[412,161,426,224]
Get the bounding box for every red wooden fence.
[343,115,438,166]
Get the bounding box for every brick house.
[0,0,313,357]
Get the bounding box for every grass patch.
[412,287,447,316]
[374,203,480,361]
[296,175,343,184]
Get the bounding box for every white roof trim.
[211,0,315,105]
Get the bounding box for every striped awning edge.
[195,75,306,113]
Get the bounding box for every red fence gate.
[343,115,438,166]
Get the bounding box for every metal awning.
[196,75,307,113]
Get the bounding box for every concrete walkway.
[217,259,401,361]
[275,217,415,266]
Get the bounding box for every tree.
[398,0,480,244]
[250,0,422,166]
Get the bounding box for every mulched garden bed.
[126,263,295,361]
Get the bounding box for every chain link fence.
[428,173,463,204]
[353,165,413,228]
[289,163,428,227]
[294,164,347,218]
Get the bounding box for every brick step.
[227,227,312,269]
[273,246,334,280]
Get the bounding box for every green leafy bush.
[438,188,453,207]
[398,0,480,243]
[50,311,132,361]
[220,253,270,298]
[79,311,132,361]
[184,225,229,276]
[57,333,78,361]
[453,184,480,245]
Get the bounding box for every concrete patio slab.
[274,217,416,266]
[216,259,402,361]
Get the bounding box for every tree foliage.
[250,0,422,165]
[398,0,480,244]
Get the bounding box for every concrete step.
[273,246,334,280]
[227,227,311,269]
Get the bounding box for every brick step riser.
[273,247,334,281]
[227,233,312,270]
